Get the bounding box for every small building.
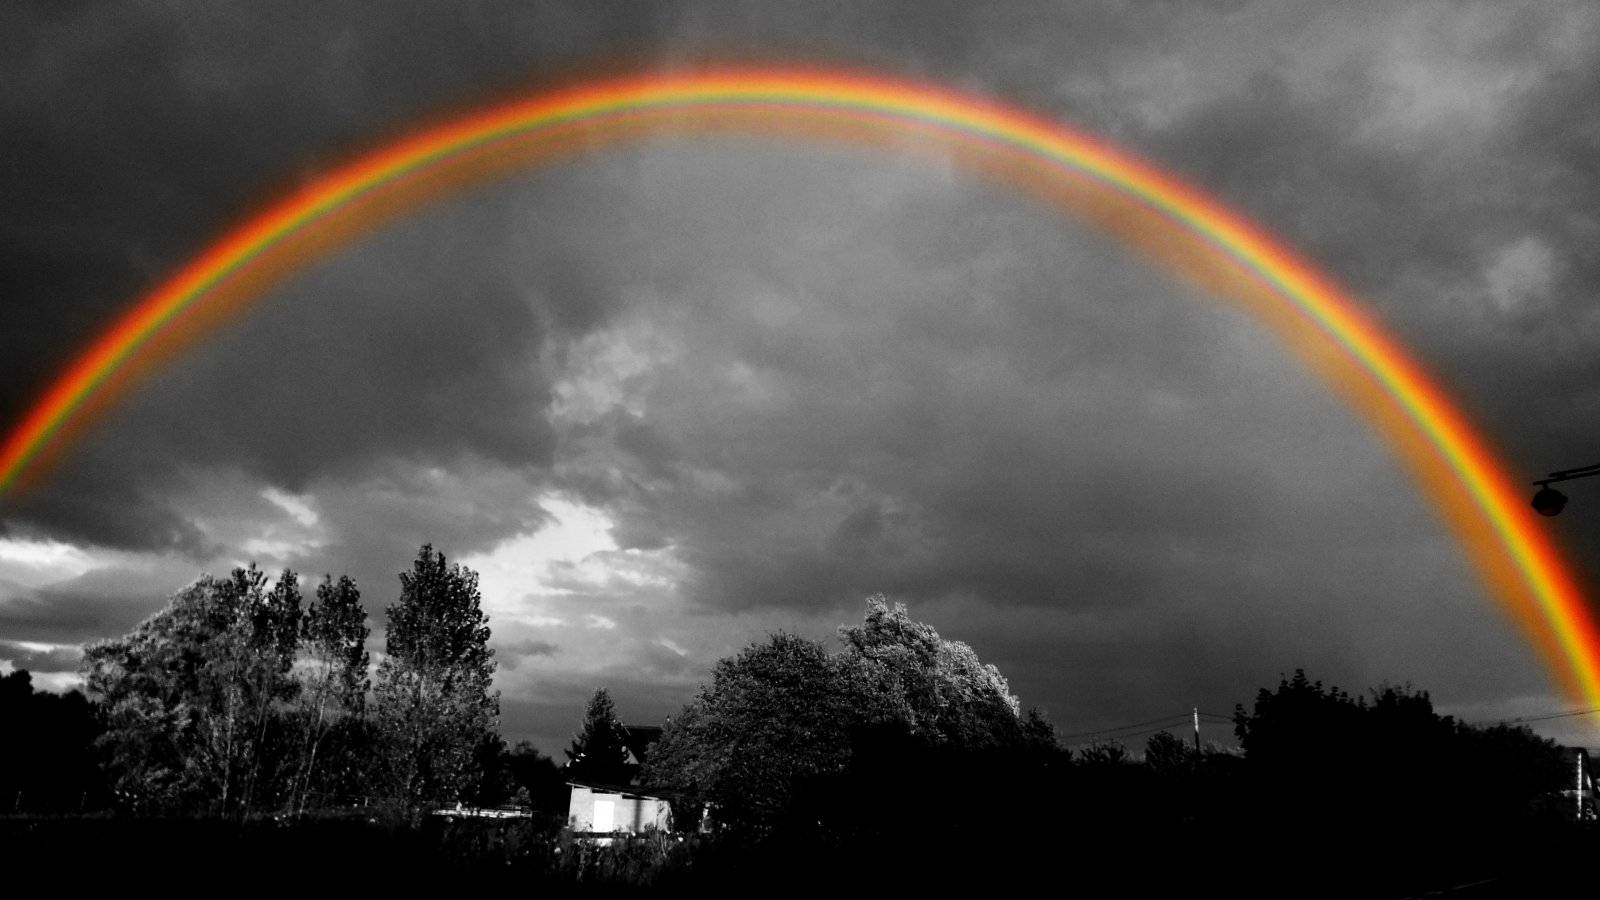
[566,724,674,834]
[567,782,672,834]
[1558,746,1597,821]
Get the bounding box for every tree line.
[636,606,1572,840]
[549,602,1581,893]
[57,543,502,819]
[635,596,1058,835]
[3,563,1586,893]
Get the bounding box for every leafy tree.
[1143,729,1193,775]
[1457,720,1569,821]
[1022,705,1062,758]
[372,544,499,810]
[82,566,303,817]
[643,633,899,833]
[290,573,370,813]
[225,566,303,815]
[565,688,631,784]
[1077,739,1130,767]
[507,741,569,811]
[1232,670,1569,835]
[1232,669,1363,763]
[469,739,568,811]
[838,595,1023,750]
[646,598,1043,836]
[466,730,516,806]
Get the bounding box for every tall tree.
[372,544,499,810]
[230,567,303,815]
[565,688,631,784]
[291,573,370,813]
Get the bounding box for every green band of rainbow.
[3,67,1595,714]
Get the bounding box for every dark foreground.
[3,814,1596,897]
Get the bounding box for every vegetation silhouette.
[4,584,1595,893]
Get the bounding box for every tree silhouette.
[1232,669,1569,840]
[1143,729,1193,775]
[644,632,898,833]
[0,670,104,813]
[565,688,631,784]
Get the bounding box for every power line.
[1058,712,1190,741]
[1095,723,1197,744]
[1058,709,1238,743]
[1482,706,1600,726]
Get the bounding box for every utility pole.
[1579,751,1585,822]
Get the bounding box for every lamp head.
[1532,486,1568,517]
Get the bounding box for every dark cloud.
[496,638,560,668]
[4,457,219,559]
[0,567,181,645]
[3,1,1595,743]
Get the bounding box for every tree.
[645,598,1044,836]
[565,688,631,784]
[838,595,1024,751]
[372,544,499,810]
[81,566,303,817]
[508,741,569,811]
[1143,730,1193,775]
[224,566,303,815]
[290,573,370,813]
[643,633,898,833]
[1077,739,1130,768]
[470,739,568,810]
[0,670,105,813]
[1023,705,1060,751]
[1231,670,1569,837]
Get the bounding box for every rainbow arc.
[2,66,1594,713]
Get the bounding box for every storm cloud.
[3,1,1598,754]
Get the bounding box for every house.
[567,783,672,834]
[1558,746,1597,822]
[566,724,674,834]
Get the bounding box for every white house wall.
[567,784,672,833]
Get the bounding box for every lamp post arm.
[1533,463,1600,487]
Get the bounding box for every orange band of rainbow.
[3,67,1595,714]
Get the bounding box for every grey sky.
[3,1,1598,753]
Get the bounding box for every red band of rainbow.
[3,67,1595,715]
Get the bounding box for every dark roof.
[560,723,666,790]
[622,725,664,765]
[565,779,674,801]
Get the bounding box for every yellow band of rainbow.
[3,67,1595,715]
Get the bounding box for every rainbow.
[3,66,1596,712]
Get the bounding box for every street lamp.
[1531,463,1600,516]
